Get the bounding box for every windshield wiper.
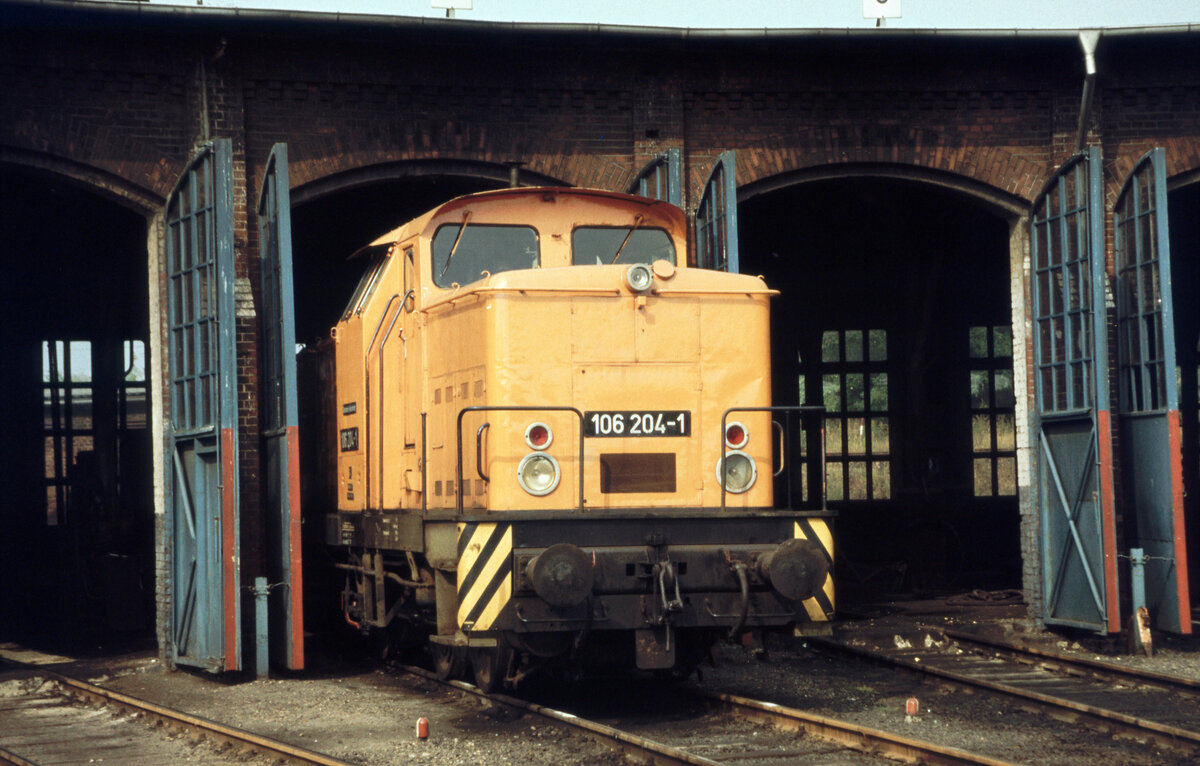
[609,214,645,264]
[439,210,473,280]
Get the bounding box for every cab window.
[341,252,387,320]
[432,224,539,287]
[571,227,675,266]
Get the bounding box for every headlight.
[716,451,757,493]
[518,452,561,496]
[625,263,653,293]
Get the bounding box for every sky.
[150,0,1200,30]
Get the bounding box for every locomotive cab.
[324,187,833,688]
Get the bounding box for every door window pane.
[968,326,1017,497]
[815,329,890,501]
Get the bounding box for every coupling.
[525,543,594,609]
[756,538,829,602]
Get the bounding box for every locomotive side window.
[571,226,675,266]
[341,252,387,320]
[432,223,539,287]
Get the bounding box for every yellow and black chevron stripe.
[794,518,835,621]
[456,522,513,632]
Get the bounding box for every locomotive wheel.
[433,644,467,680]
[469,642,513,693]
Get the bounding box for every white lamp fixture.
[863,0,902,24]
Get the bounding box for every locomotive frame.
[321,186,834,689]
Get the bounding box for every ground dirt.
[5,594,1200,765]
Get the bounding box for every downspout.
[198,54,209,142]
[198,38,228,143]
[1075,30,1102,153]
[507,161,524,188]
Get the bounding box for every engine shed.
[1,0,1198,669]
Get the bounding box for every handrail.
[475,422,491,482]
[425,285,775,303]
[421,412,428,512]
[362,293,402,511]
[649,288,779,297]
[772,420,786,477]
[456,406,585,514]
[720,405,827,513]
[421,287,622,312]
[376,290,414,510]
[365,293,403,360]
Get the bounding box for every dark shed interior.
[0,165,153,648]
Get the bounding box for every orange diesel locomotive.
[325,187,833,689]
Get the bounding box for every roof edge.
[6,1,1198,39]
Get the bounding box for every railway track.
[10,628,1192,765]
[812,628,1200,758]
[401,663,1016,764]
[943,629,1200,696]
[0,668,354,766]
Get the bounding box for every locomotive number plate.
[584,410,690,437]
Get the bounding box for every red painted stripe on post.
[1168,410,1192,634]
[222,427,240,671]
[287,425,305,668]
[1096,409,1121,634]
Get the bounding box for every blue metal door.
[167,140,241,670]
[1031,148,1120,633]
[696,150,739,272]
[1114,148,1192,634]
[626,149,682,206]
[258,143,306,667]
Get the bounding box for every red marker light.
[725,422,748,449]
[529,425,549,447]
[525,422,553,450]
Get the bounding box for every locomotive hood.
[420,261,776,512]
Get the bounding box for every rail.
[719,405,827,513]
[812,632,1200,758]
[452,404,828,514]
[944,629,1200,695]
[0,669,355,766]
[399,662,1016,765]
[456,405,585,513]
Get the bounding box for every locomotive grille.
[598,453,676,493]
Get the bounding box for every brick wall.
[2,4,1199,647]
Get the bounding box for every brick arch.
[0,146,162,216]
[288,158,569,208]
[1173,166,1200,190]
[1104,137,1200,187]
[278,125,638,204]
[737,161,1031,220]
[732,134,1050,212]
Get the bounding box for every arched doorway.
[287,161,565,641]
[0,163,154,648]
[1169,179,1200,600]
[740,171,1023,604]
